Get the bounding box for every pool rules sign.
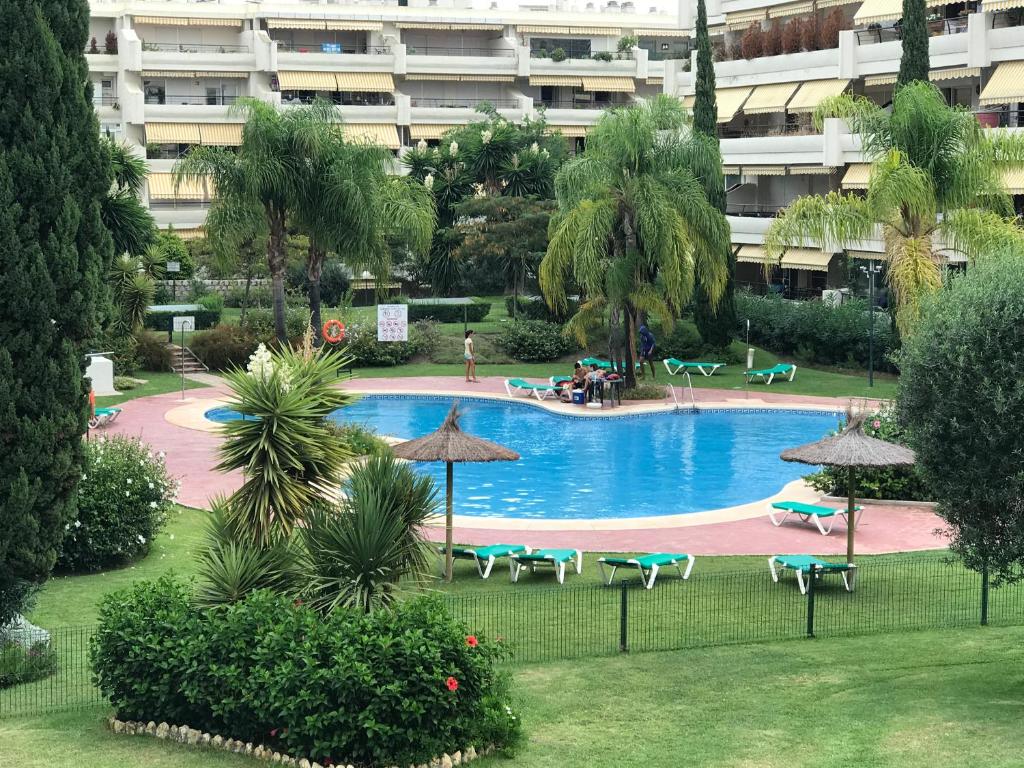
[377,304,408,342]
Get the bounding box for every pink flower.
[465,635,478,648]
[446,676,459,692]
[872,420,882,430]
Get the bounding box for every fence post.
[619,581,629,653]
[981,563,990,626]
[806,565,817,639]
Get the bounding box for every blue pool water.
[205,396,840,520]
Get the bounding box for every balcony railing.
[276,42,392,55]
[539,99,618,110]
[149,200,211,209]
[993,9,1024,29]
[855,15,968,44]
[147,94,240,106]
[410,97,519,109]
[281,94,395,106]
[726,203,782,217]
[93,94,119,107]
[737,281,826,301]
[719,121,817,138]
[974,108,1024,129]
[530,50,633,61]
[141,42,251,54]
[406,45,514,57]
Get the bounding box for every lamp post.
[859,262,883,387]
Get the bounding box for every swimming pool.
[205,396,840,520]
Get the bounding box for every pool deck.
[100,375,948,556]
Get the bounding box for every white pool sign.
[377,304,408,342]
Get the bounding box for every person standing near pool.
[464,329,479,383]
[638,324,657,379]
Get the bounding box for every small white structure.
[85,354,117,396]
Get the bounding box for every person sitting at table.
[586,363,606,401]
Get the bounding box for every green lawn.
[95,373,205,406]
[4,626,1024,768]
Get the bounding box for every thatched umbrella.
[392,402,519,582]
[781,412,915,565]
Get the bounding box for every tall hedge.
[897,0,929,88]
[0,0,111,624]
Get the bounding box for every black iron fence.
[4,555,1023,717]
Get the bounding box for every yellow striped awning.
[266,19,326,30]
[145,123,201,144]
[647,77,664,86]
[736,245,771,264]
[335,72,394,92]
[199,124,243,146]
[1002,167,1024,193]
[929,67,980,82]
[846,249,886,260]
[864,73,898,87]
[141,71,196,79]
[842,163,872,190]
[817,0,862,6]
[546,125,591,137]
[789,166,835,175]
[194,71,250,79]
[147,173,208,201]
[165,227,205,240]
[325,20,384,31]
[518,25,622,35]
[854,0,902,25]
[781,248,833,271]
[743,82,798,114]
[405,73,462,81]
[188,17,243,28]
[768,1,814,18]
[397,22,504,31]
[581,76,635,93]
[722,165,740,175]
[982,0,1024,10]
[979,62,1024,105]
[409,124,458,140]
[568,27,622,36]
[343,123,400,150]
[277,71,337,90]
[787,79,850,113]
[529,75,583,87]
[634,28,689,38]
[716,86,752,123]
[404,73,514,82]
[725,9,766,30]
[742,165,786,176]
[133,15,189,26]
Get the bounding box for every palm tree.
[539,96,731,388]
[764,82,1024,335]
[100,137,155,257]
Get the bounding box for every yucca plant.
[298,454,438,614]
[217,342,355,546]
[108,254,155,332]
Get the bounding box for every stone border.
[108,718,487,768]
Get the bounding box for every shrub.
[505,295,578,322]
[319,262,352,307]
[224,284,272,309]
[735,292,896,370]
[325,421,390,457]
[92,583,519,766]
[144,307,222,335]
[96,329,139,376]
[764,20,783,56]
[819,7,843,49]
[152,283,172,304]
[782,18,803,53]
[550,47,566,62]
[617,35,638,52]
[801,15,819,51]
[412,319,441,359]
[406,301,491,324]
[133,330,172,372]
[57,436,176,572]
[241,307,309,344]
[88,36,99,54]
[621,385,667,401]
[498,320,576,362]
[591,51,613,62]
[197,292,224,314]
[112,376,141,391]
[339,322,420,367]
[740,22,764,59]
[104,30,117,55]
[0,640,58,689]
[189,324,258,371]
[651,321,743,365]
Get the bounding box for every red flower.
[465,635,478,648]
[269,728,279,737]
[445,676,459,692]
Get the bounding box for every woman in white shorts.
[464,329,478,382]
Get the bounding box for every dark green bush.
[320,262,352,307]
[190,324,259,371]
[144,308,222,335]
[407,301,491,324]
[339,322,419,367]
[505,295,578,322]
[735,293,896,370]
[498,320,576,362]
[58,436,175,572]
[241,307,310,344]
[96,329,140,376]
[197,293,225,314]
[133,330,172,372]
[0,640,58,689]
[224,284,272,309]
[91,582,520,766]
[652,321,743,365]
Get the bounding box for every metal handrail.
[539,99,618,110]
[407,46,514,57]
[157,94,240,105]
[276,42,393,55]
[410,97,520,109]
[141,42,252,53]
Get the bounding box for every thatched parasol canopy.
[393,403,519,582]
[392,403,520,464]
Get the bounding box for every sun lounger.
[663,359,725,377]
[439,544,532,579]
[88,406,122,429]
[768,501,863,536]
[510,548,582,585]
[744,363,797,385]
[768,555,857,594]
[504,378,562,401]
[598,553,694,589]
[578,357,614,369]
[550,375,573,386]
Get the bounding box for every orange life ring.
[322,319,346,344]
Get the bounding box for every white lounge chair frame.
[598,555,695,589]
[88,410,121,430]
[503,379,557,401]
[663,360,723,377]
[768,556,857,594]
[767,504,863,536]
[744,365,798,385]
[443,545,533,579]
[509,549,583,585]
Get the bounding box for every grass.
[95,373,205,406]
[4,626,1024,767]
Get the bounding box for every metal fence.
[4,555,1023,718]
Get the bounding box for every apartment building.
[85,1,1024,301]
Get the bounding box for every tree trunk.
[240,256,253,327]
[307,242,326,348]
[624,305,639,389]
[266,207,288,345]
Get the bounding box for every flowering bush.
[92,581,521,765]
[58,436,176,572]
[338,321,421,367]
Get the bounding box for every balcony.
[720,121,818,140]
[277,42,392,55]
[855,15,969,45]
[140,42,257,74]
[409,96,519,109]
[538,98,619,110]
[974,108,1024,129]
[142,42,251,54]
[149,94,240,106]
[93,94,120,108]
[726,202,783,217]
[407,45,514,57]
[530,50,633,61]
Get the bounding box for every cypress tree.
[897,0,929,88]
[0,0,111,623]
[692,0,737,348]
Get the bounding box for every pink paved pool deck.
[102,376,948,556]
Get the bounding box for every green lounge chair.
[510,548,582,584]
[768,555,856,594]
[550,375,573,386]
[745,363,797,385]
[578,357,614,369]
[663,359,725,377]
[440,544,532,579]
[88,406,121,429]
[504,378,562,401]
[769,501,863,536]
[598,553,695,589]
